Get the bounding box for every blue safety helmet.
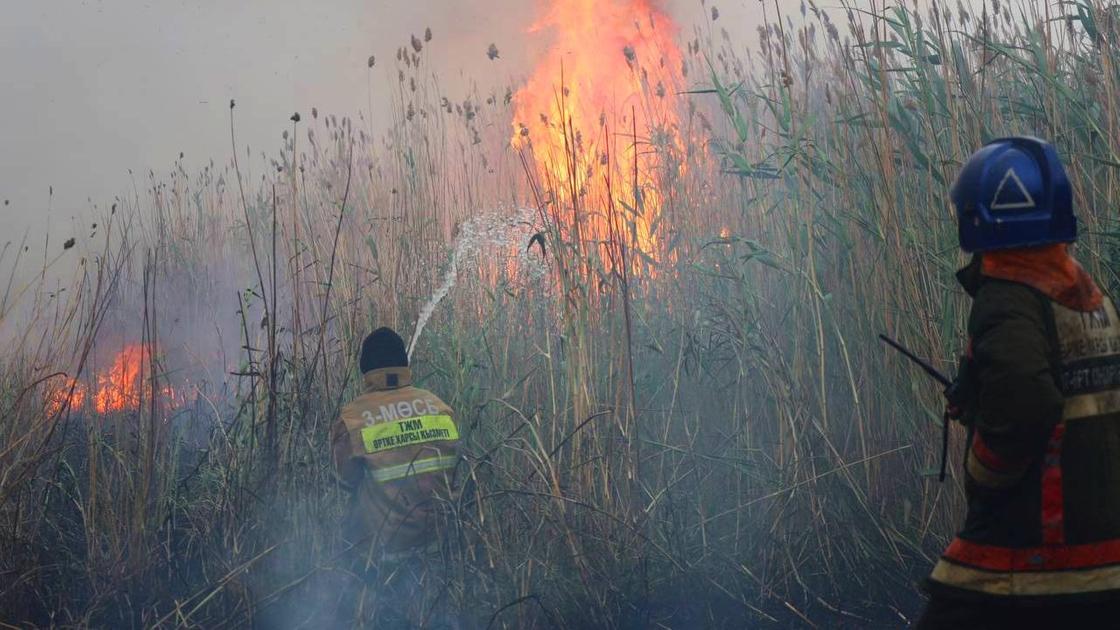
[952,136,1076,253]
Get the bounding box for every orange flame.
[46,344,181,415]
[513,0,684,268]
[94,345,153,413]
[45,379,86,416]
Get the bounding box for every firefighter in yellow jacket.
[331,327,460,626]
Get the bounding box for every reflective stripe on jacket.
[331,367,459,555]
[930,260,1120,600]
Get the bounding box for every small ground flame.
[513,0,684,268]
[46,344,181,416]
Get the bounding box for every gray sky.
[1,0,544,239]
[1,0,977,244]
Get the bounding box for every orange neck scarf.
[981,243,1103,312]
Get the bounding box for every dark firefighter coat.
[929,246,1120,601]
[331,366,459,557]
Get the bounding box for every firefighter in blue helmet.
[917,137,1120,627]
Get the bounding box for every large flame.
[513,0,684,269]
[46,344,181,416]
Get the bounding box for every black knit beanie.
[360,327,408,373]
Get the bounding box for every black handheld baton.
[878,334,960,482]
[877,335,953,389]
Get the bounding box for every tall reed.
[2,2,1119,627]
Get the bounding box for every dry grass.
[2,1,1120,627]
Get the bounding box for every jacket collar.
[956,244,1103,312]
[956,255,984,298]
[363,367,412,392]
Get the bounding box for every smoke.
[0,0,989,245]
[0,0,540,278]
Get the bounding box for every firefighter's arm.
[330,416,364,489]
[967,282,1065,489]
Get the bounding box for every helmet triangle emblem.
[990,168,1036,210]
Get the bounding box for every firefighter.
[916,137,1120,627]
[331,327,460,627]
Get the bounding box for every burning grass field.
[3,0,1120,627]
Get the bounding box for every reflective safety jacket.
[930,255,1120,601]
[331,366,460,555]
